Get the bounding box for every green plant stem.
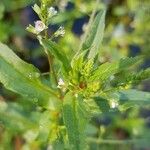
[43,14,56,85]
[41,72,49,76]
[44,29,63,99]
[87,137,148,145]
[39,6,63,99]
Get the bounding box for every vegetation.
[0,0,150,149]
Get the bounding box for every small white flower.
[57,78,65,88]
[48,7,57,17]
[110,100,119,109]
[34,20,47,33]
[54,26,65,37]
[57,78,66,92]
[59,26,65,36]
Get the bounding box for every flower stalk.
[26,3,64,99]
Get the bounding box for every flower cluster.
[26,4,65,38]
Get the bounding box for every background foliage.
[0,0,150,150]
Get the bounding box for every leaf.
[26,24,38,34]
[0,42,57,108]
[41,39,71,73]
[113,68,150,87]
[32,4,41,16]
[0,101,37,131]
[126,68,150,83]
[71,50,87,70]
[111,89,150,105]
[0,2,5,20]
[94,97,110,113]
[90,56,142,81]
[81,10,106,59]
[63,93,87,150]
[37,110,58,145]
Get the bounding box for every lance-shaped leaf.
[111,90,150,105]
[41,39,71,73]
[90,56,142,81]
[0,42,57,108]
[63,93,87,150]
[81,10,106,59]
[112,68,150,87]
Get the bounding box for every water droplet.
[28,73,32,79]
[33,98,38,103]
[28,72,40,80]
[34,72,40,78]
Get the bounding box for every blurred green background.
[0,0,150,150]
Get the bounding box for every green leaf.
[32,4,41,16]
[90,56,142,81]
[0,21,10,42]
[0,101,37,131]
[81,10,106,59]
[126,68,150,84]
[41,39,71,73]
[94,97,110,113]
[113,68,150,87]
[26,24,38,35]
[112,89,150,104]
[37,110,58,145]
[63,93,87,150]
[0,2,5,20]
[0,42,57,108]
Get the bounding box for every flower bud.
[57,78,65,88]
[48,7,57,17]
[54,26,65,37]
